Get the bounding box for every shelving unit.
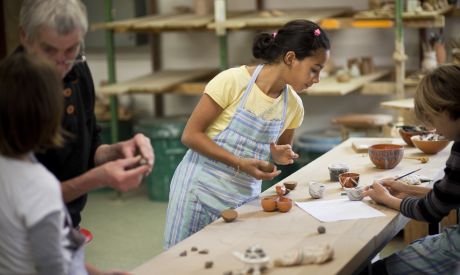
[96,1,453,141]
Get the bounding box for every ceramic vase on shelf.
[434,41,447,64]
[421,51,437,72]
[194,0,213,16]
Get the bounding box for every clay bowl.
[283,181,298,190]
[277,197,293,213]
[344,187,364,201]
[398,126,435,146]
[338,172,360,188]
[261,197,277,212]
[411,135,450,154]
[220,209,238,222]
[368,144,404,169]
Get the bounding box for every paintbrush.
[366,168,422,190]
[394,168,422,180]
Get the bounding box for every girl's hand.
[238,158,281,180]
[362,181,393,205]
[270,142,299,165]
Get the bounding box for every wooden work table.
[132,138,451,275]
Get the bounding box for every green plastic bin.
[134,118,188,201]
[97,120,134,144]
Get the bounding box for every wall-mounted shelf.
[92,12,214,33]
[305,69,391,96]
[98,69,217,95]
[207,8,349,30]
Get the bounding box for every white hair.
[20,0,88,39]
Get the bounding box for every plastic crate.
[134,118,188,201]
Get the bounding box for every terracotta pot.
[277,197,292,213]
[261,197,277,212]
[368,144,404,169]
[338,172,360,188]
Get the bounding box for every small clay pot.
[344,187,364,201]
[275,185,287,196]
[220,209,238,222]
[261,197,277,212]
[283,181,298,190]
[277,197,293,213]
[338,172,360,188]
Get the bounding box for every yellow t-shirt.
[204,65,304,139]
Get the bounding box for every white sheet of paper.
[295,198,385,222]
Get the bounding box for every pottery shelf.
[207,8,350,30]
[92,8,447,33]
[306,68,391,96]
[320,15,445,29]
[97,69,217,96]
[354,5,453,20]
[93,8,350,33]
[172,68,392,97]
[92,12,214,33]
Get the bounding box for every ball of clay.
[259,161,275,173]
[220,209,238,222]
[317,225,326,234]
[309,182,325,199]
[261,197,277,212]
[283,181,298,190]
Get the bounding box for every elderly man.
[17,0,155,227]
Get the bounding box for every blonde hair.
[414,64,460,125]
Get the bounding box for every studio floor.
[81,184,406,272]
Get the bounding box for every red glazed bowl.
[368,144,404,169]
[398,126,435,147]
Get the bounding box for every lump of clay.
[309,182,325,199]
[274,244,333,267]
[398,174,421,185]
[221,208,238,222]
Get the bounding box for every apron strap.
[237,64,264,109]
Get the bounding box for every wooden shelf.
[305,68,391,96]
[207,8,351,30]
[380,98,414,111]
[97,69,217,95]
[92,12,214,33]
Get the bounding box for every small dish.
[338,172,360,188]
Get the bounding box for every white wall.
[86,0,460,135]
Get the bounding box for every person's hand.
[380,179,411,199]
[119,133,154,174]
[362,181,393,205]
[269,142,299,165]
[94,156,150,192]
[238,158,281,180]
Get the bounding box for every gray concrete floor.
[81,185,406,272]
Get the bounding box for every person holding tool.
[362,64,460,274]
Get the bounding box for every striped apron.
[164,64,288,249]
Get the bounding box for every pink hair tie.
[314,29,321,36]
